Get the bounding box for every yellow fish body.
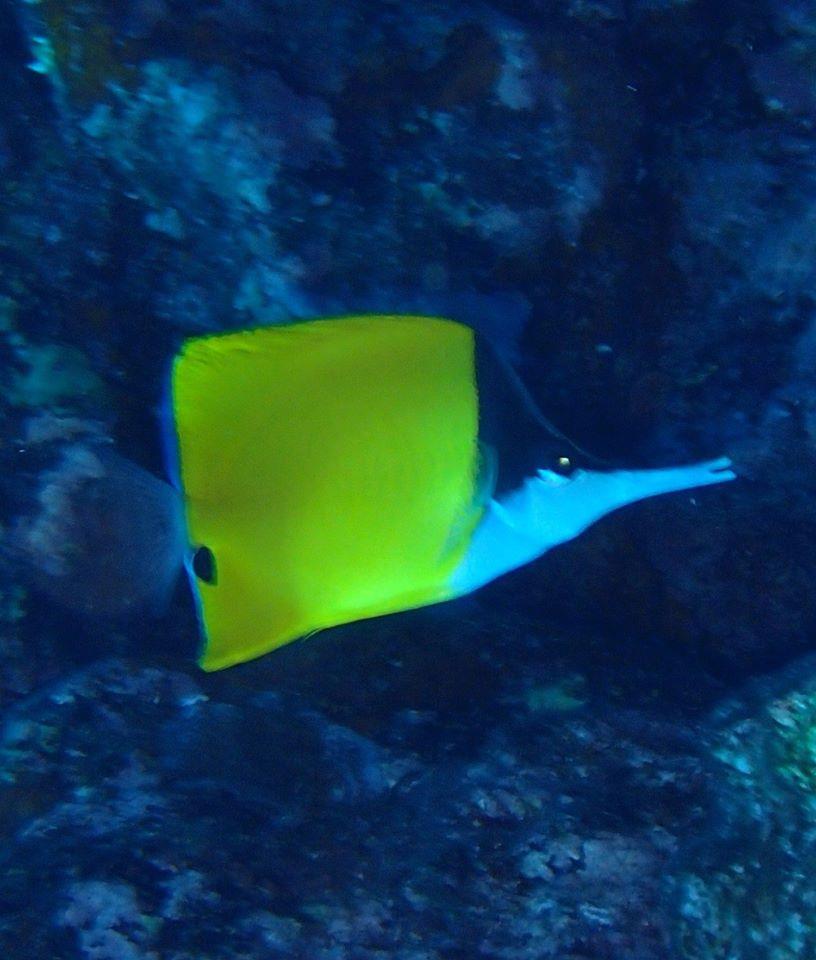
[172,315,484,670]
[170,314,736,671]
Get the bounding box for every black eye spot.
[192,546,217,584]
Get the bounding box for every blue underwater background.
[0,0,815,957]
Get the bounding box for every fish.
[9,314,735,670]
[166,314,736,671]
[9,443,185,620]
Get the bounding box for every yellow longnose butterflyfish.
[166,314,735,671]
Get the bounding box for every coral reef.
[672,661,816,959]
[0,0,815,955]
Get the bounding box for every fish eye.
[192,545,217,584]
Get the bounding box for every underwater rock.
[1,0,816,956]
[0,654,714,959]
[670,659,816,959]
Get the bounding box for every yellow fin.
[171,315,481,670]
